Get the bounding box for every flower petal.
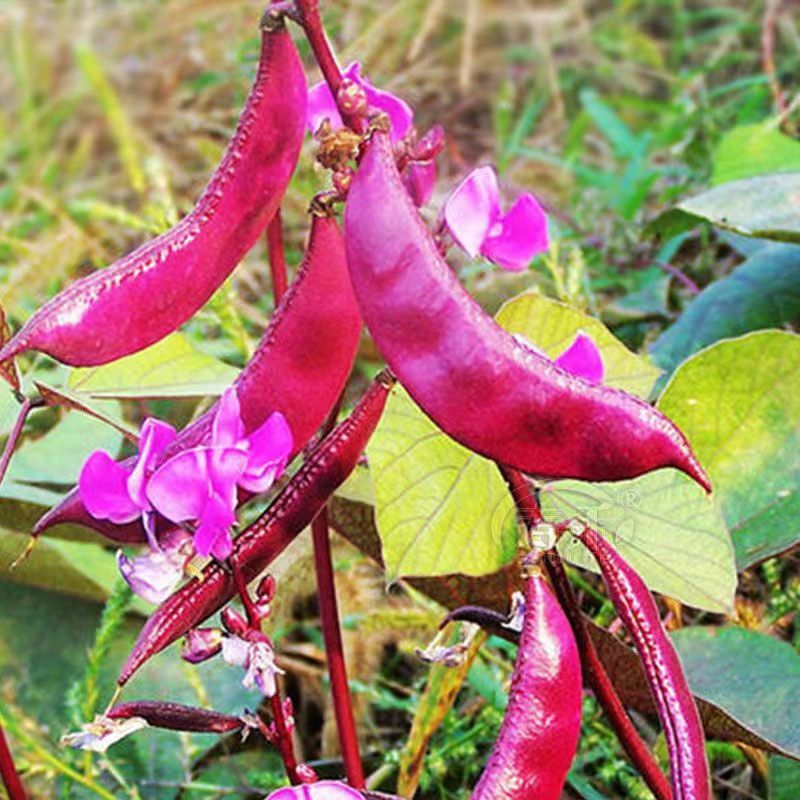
[264,781,365,800]
[116,548,184,605]
[345,62,413,142]
[127,418,177,508]
[212,388,245,448]
[554,331,605,384]
[79,451,140,524]
[61,716,148,753]
[443,166,501,257]
[146,448,212,523]
[403,159,437,207]
[194,494,237,559]
[239,412,293,494]
[480,193,549,271]
[307,79,344,134]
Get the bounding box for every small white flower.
[61,715,148,753]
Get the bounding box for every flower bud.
[256,574,277,602]
[412,124,445,161]
[221,605,250,636]
[337,78,368,117]
[181,627,222,664]
[295,763,319,784]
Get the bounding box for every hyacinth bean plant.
[0,1,798,799]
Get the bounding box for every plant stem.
[266,209,288,306]
[0,720,25,800]
[0,398,41,488]
[499,466,673,800]
[310,509,366,788]
[293,0,364,132]
[230,560,300,784]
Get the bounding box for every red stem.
[266,209,288,306]
[311,509,365,788]
[0,721,25,800]
[294,0,364,132]
[231,560,300,783]
[0,398,39,488]
[499,466,673,800]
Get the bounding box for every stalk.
[294,0,364,132]
[0,721,25,800]
[498,466,673,800]
[0,398,42,488]
[311,509,366,788]
[230,560,300,784]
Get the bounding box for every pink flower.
[146,388,293,560]
[515,330,605,385]
[116,529,194,604]
[307,62,413,142]
[221,633,284,697]
[79,418,177,547]
[181,627,223,664]
[264,780,364,800]
[443,166,550,271]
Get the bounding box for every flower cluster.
[80,387,292,599]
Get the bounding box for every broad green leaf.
[677,173,800,243]
[651,243,800,373]
[659,331,800,568]
[672,627,800,760]
[0,528,119,602]
[770,757,800,799]
[548,470,735,612]
[712,123,800,185]
[496,292,661,397]
[366,386,517,581]
[6,404,124,485]
[68,332,239,398]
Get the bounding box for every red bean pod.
[578,527,710,800]
[118,373,393,687]
[344,131,710,490]
[107,701,244,734]
[471,566,582,800]
[0,16,306,369]
[33,212,362,542]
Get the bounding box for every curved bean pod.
[471,567,582,800]
[344,131,710,490]
[0,18,306,369]
[578,527,710,800]
[108,701,244,734]
[118,373,393,687]
[33,213,362,541]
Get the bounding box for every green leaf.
[68,332,240,398]
[366,386,517,581]
[677,173,800,243]
[548,469,736,612]
[770,757,800,799]
[0,528,119,602]
[658,331,800,568]
[650,243,800,373]
[6,404,124,485]
[712,123,800,186]
[672,626,800,760]
[495,292,661,398]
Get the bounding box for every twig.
[0,398,43,489]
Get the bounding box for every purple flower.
[146,388,293,560]
[61,715,148,753]
[264,780,364,800]
[117,529,194,604]
[307,62,413,142]
[181,627,223,664]
[221,633,284,697]
[515,330,605,385]
[443,166,550,271]
[79,418,177,547]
